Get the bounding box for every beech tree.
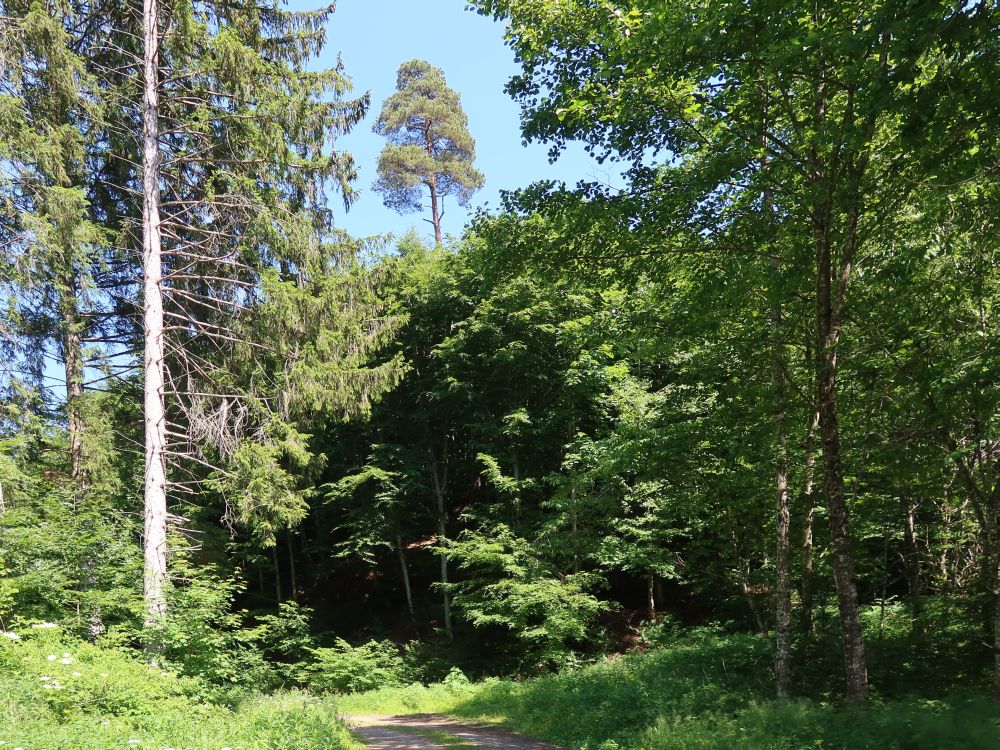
[373,60,484,245]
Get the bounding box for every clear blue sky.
[290,0,619,243]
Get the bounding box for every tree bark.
[772,304,792,699]
[397,534,416,627]
[272,544,283,602]
[287,531,298,603]
[902,500,921,626]
[993,552,1000,701]
[429,440,452,639]
[429,173,442,246]
[814,195,868,702]
[58,272,86,482]
[801,408,820,634]
[424,122,443,246]
[647,573,656,621]
[141,0,168,634]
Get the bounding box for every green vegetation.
[340,621,1000,750]
[1,0,999,747]
[0,628,361,750]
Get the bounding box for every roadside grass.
[337,628,1000,750]
[0,628,362,750]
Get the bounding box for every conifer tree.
[374,60,484,245]
[134,0,400,630]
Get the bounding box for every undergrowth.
[0,626,360,750]
[337,622,1000,750]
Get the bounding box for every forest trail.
[347,714,565,750]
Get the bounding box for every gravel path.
[347,714,565,750]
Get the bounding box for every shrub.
[300,638,410,693]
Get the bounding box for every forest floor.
[347,714,564,750]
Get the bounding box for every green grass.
[0,628,361,750]
[337,629,1000,750]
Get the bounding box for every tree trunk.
[141,0,168,634]
[429,441,452,639]
[287,531,298,603]
[772,304,792,699]
[801,408,819,634]
[993,551,1000,701]
[59,274,85,482]
[272,544,283,602]
[397,535,416,627]
[902,500,921,626]
[429,175,442,246]
[647,573,656,621]
[815,201,868,702]
[424,122,443,246]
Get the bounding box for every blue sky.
[290,0,619,242]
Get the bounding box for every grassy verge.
[0,628,361,750]
[336,631,1000,750]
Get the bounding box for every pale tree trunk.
[647,573,656,621]
[397,535,416,627]
[429,440,452,639]
[771,302,792,699]
[800,408,820,633]
[141,0,168,634]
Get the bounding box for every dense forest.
[1,1,999,748]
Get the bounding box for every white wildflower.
[31,622,57,629]
[39,676,51,681]
[127,740,141,746]
[101,720,111,726]
[1,631,19,640]
[60,657,72,665]
[47,654,57,661]
[72,671,82,677]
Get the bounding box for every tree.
[133,0,395,636]
[373,60,484,245]
[473,0,995,701]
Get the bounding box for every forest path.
[347,714,565,750]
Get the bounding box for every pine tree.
[374,60,484,245]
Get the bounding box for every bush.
[300,638,410,693]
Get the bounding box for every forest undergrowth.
[338,600,1000,750]
[0,628,361,750]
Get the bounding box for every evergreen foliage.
[374,60,484,244]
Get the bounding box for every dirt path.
[347,714,565,750]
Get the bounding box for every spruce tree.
[374,60,484,245]
[133,1,401,631]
